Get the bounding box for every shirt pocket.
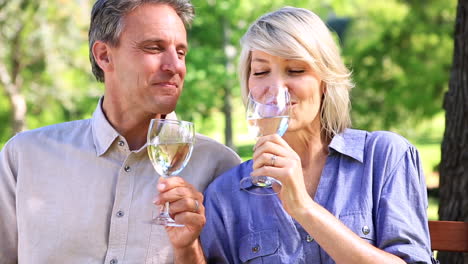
[339,212,376,244]
[238,228,280,263]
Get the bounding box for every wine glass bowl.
[147,118,194,227]
[240,88,290,195]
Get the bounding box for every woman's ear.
[321,81,327,95]
[92,41,113,73]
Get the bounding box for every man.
[0,0,240,263]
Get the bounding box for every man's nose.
[160,49,184,74]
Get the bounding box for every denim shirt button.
[306,234,314,242]
[362,225,370,235]
[252,245,260,253]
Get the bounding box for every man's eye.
[145,46,162,51]
[252,71,268,76]
[177,50,186,57]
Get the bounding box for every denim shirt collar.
[328,128,367,163]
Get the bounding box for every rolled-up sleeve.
[376,145,433,263]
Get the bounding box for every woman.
[200,6,435,264]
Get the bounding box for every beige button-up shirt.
[0,100,241,264]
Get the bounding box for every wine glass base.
[240,176,282,196]
[153,216,185,227]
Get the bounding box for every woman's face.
[248,50,324,133]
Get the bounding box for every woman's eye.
[289,69,305,74]
[252,71,268,76]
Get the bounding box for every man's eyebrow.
[138,39,188,51]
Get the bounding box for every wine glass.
[240,88,290,195]
[147,118,194,227]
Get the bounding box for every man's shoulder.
[6,119,92,147]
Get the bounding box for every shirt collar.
[328,129,367,163]
[91,97,180,156]
[91,97,120,156]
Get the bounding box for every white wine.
[148,142,193,177]
[247,115,289,139]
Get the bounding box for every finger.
[250,166,285,181]
[156,185,203,205]
[254,134,292,152]
[168,197,205,216]
[252,152,285,170]
[172,211,206,230]
[157,176,187,192]
[252,140,286,161]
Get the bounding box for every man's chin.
[152,102,178,115]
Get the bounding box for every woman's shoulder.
[366,130,411,149]
[204,160,253,197]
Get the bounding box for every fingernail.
[153,196,160,204]
[157,183,166,191]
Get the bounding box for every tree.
[0,0,97,143]
[0,0,39,135]
[438,0,468,263]
[180,0,313,147]
[342,0,456,133]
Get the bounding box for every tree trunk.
[221,17,235,150]
[0,64,27,135]
[0,15,27,135]
[438,0,468,263]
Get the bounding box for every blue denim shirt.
[201,129,434,264]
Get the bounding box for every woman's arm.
[252,133,429,264]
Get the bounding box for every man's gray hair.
[89,0,194,82]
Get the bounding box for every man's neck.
[101,96,160,151]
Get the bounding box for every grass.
[428,197,439,220]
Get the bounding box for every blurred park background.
[0,0,458,221]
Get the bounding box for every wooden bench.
[428,220,468,252]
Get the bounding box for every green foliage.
[342,0,456,131]
[0,0,457,147]
[0,0,98,138]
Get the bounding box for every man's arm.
[0,141,19,264]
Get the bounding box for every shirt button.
[118,140,125,147]
[252,245,260,253]
[116,210,124,217]
[362,225,370,235]
[306,234,314,242]
[110,259,118,264]
[124,166,131,172]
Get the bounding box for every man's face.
[107,3,187,115]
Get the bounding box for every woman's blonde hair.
[239,6,353,138]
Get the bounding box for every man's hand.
[154,176,206,263]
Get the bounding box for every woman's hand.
[251,134,314,216]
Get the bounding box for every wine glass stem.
[162,201,171,218]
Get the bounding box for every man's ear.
[92,41,113,73]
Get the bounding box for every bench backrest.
[428,220,468,252]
